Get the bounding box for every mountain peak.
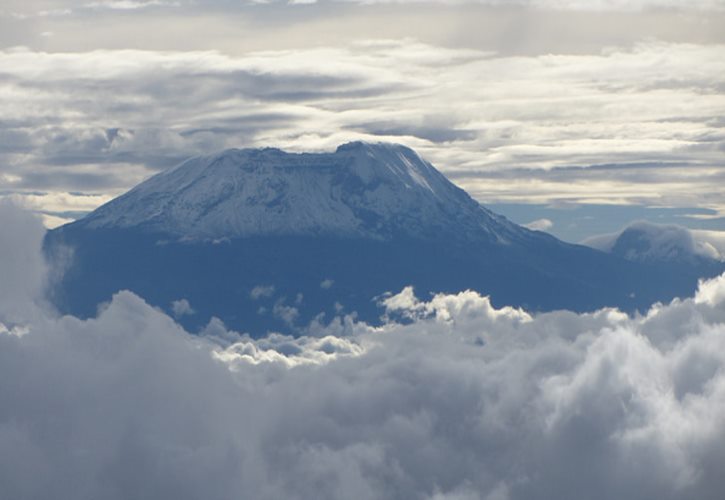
[47,144,725,336]
[584,221,723,264]
[334,141,440,192]
[335,140,408,154]
[71,142,522,243]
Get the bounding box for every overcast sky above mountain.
[0,0,724,240]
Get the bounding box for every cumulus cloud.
[170,298,194,317]
[250,285,276,299]
[272,300,300,326]
[2,203,725,499]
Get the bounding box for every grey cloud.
[228,71,401,102]
[352,122,478,144]
[3,275,725,499]
[0,128,35,153]
[1,62,390,105]
[179,112,302,137]
[449,161,695,179]
[41,209,90,220]
[0,40,724,222]
[171,298,194,317]
[273,298,300,326]
[2,203,725,498]
[0,47,408,194]
[84,0,183,11]
[448,161,725,192]
[8,0,725,16]
[4,2,725,64]
[250,285,275,300]
[16,171,126,190]
[125,70,379,103]
[0,202,47,324]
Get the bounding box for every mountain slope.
[44,142,724,335]
[78,142,520,244]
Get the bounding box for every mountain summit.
[80,142,518,243]
[584,221,724,264]
[45,142,724,335]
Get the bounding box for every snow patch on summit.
[583,221,724,263]
[75,142,525,243]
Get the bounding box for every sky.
[0,0,724,241]
[2,5,725,496]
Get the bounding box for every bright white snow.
[80,142,523,242]
[584,221,724,262]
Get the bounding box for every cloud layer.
[1,36,724,225]
[2,204,725,499]
[5,0,725,16]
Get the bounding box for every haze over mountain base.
[4,203,725,500]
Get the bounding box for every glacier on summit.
[584,221,725,264]
[44,142,725,335]
[80,142,520,243]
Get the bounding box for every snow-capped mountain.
[584,221,724,264]
[79,142,520,243]
[45,142,725,336]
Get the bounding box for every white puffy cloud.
[250,285,276,299]
[2,203,725,499]
[320,278,334,289]
[272,300,300,325]
[170,298,194,317]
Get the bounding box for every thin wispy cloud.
[5,0,725,17]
